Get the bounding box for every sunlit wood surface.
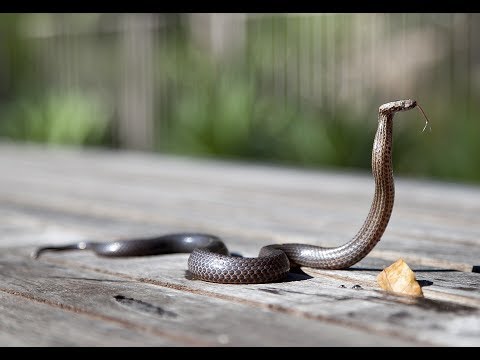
[0,142,479,346]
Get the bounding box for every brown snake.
[33,99,427,284]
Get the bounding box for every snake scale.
[33,99,425,284]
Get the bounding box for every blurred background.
[0,13,479,184]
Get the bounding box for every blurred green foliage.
[0,92,112,145]
[1,14,479,185]
[155,14,480,184]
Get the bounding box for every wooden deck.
[0,142,479,347]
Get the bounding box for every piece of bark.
[377,258,424,297]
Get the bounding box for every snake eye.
[401,99,417,110]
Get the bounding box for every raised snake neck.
[33,99,419,284]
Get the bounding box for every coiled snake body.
[33,100,421,284]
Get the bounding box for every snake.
[33,99,426,284]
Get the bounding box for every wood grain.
[0,142,479,346]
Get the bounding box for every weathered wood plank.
[0,250,415,346]
[1,186,478,270]
[1,142,480,222]
[0,291,182,347]
[20,247,479,346]
[2,142,479,211]
[1,142,479,346]
[1,144,479,258]
[2,151,479,230]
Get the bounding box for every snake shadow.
[284,267,314,282]
[348,267,460,273]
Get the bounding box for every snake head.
[379,99,417,114]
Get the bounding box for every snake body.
[33,100,419,284]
